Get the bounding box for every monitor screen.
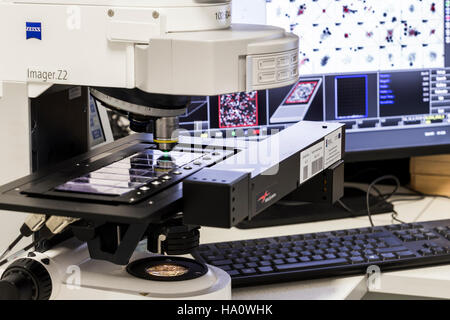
[89,95,106,147]
[179,0,450,160]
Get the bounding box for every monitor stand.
[236,186,393,229]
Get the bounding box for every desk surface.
[200,192,450,300]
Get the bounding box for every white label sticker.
[300,141,325,184]
[68,86,82,100]
[324,129,343,168]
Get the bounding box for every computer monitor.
[180,0,450,162]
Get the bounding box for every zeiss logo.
[26,22,42,40]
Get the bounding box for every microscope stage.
[0,134,234,224]
[55,149,205,196]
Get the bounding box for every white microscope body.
[0,0,299,299]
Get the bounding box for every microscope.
[0,0,344,299]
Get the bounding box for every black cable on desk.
[366,175,401,227]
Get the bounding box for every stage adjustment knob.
[0,258,52,300]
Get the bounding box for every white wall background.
[0,83,31,253]
[232,0,267,24]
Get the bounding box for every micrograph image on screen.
[218,91,259,128]
[267,0,444,75]
[285,80,320,104]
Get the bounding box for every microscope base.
[1,240,232,300]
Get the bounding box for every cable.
[0,215,79,268]
[337,199,355,216]
[277,200,309,207]
[0,240,38,268]
[0,214,47,265]
[366,175,401,227]
[0,234,24,262]
[277,174,448,228]
[391,209,407,224]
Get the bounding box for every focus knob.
[0,258,52,300]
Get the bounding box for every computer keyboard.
[193,219,450,287]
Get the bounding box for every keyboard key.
[241,268,257,275]
[376,246,408,254]
[259,261,272,267]
[400,224,414,230]
[312,255,324,261]
[258,266,274,273]
[325,254,337,259]
[212,259,233,266]
[233,264,245,269]
[382,237,402,247]
[400,235,415,242]
[366,255,380,262]
[226,270,240,276]
[358,228,371,234]
[286,258,298,263]
[381,253,396,260]
[350,256,365,264]
[246,262,258,268]
[277,236,289,242]
[371,227,384,233]
[299,256,311,262]
[419,249,433,256]
[273,259,285,265]
[275,258,348,271]
[425,232,439,240]
[414,234,426,241]
[396,251,416,258]
[208,255,225,260]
